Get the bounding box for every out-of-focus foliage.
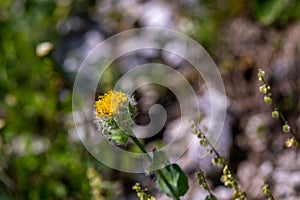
[0,1,100,199]
[184,0,246,48]
[181,0,300,51]
[252,0,300,26]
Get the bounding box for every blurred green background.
[1,0,300,199]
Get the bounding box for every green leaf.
[205,195,217,200]
[147,150,170,173]
[252,0,285,25]
[157,164,189,198]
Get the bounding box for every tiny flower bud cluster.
[190,118,247,200]
[257,69,265,81]
[197,170,217,200]
[220,165,247,200]
[261,182,274,200]
[258,70,273,106]
[285,137,298,148]
[190,119,209,148]
[212,157,226,166]
[259,85,268,94]
[86,167,104,200]
[132,183,156,200]
[257,69,300,148]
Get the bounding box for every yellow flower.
[94,90,127,118]
[94,90,136,144]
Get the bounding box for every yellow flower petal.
[94,90,127,117]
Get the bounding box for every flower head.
[95,90,127,117]
[94,90,136,144]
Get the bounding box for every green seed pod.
[264,96,272,104]
[258,69,265,81]
[259,85,267,94]
[283,124,290,133]
[206,149,213,154]
[212,157,219,165]
[192,127,197,134]
[285,138,297,148]
[271,110,279,118]
[223,165,229,174]
[196,131,203,138]
[200,139,208,146]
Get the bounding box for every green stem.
[272,101,300,142]
[193,119,226,164]
[129,135,180,200]
[192,118,246,199]
[129,135,152,162]
[198,169,216,198]
[262,78,300,144]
